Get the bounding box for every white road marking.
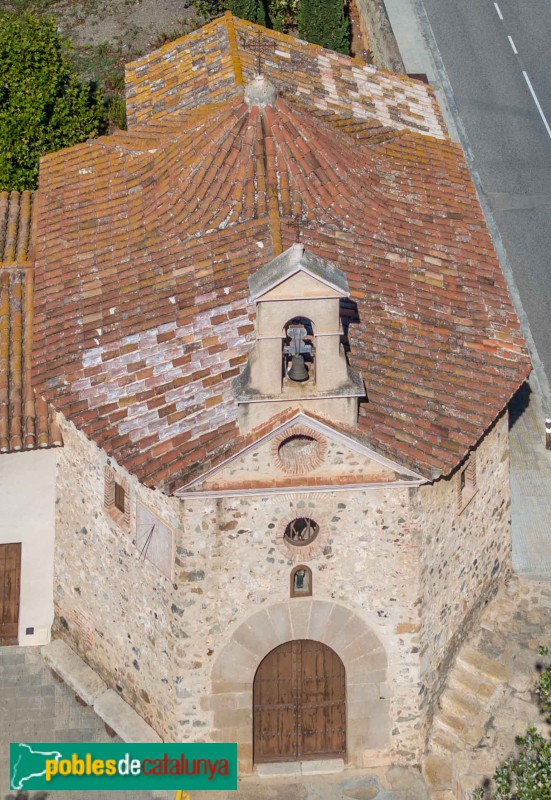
[523,71,551,140]
[494,2,503,19]
[508,35,518,54]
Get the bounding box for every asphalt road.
[420,0,551,387]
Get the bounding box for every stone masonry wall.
[179,488,424,763]
[54,418,182,741]
[355,0,405,73]
[55,420,423,757]
[417,413,511,740]
[54,414,511,764]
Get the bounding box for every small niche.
[290,565,312,598]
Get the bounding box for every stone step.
[448,664,485,696]
[42,639,106,706]
[430,727,460,755]
[94,690,162,744]
[432,709,467,739]
[455,646,509,685]
[456,771,490,800]
[429,791,454,800]
[422,753,452,792]
[440,688,482,719]
[447,665,498,712]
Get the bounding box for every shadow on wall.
[509,380,531,431]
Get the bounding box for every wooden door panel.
[301,701,346,757]
[253,642,294,706]
[253,641,298,762]
[253,639,346,764]
[254,704,297,762]
[0,543,21,645]
[299,640,346,758]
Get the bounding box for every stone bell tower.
[233,244,364,432]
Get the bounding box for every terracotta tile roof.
[0,190,34,264]
[0,191,62,453]
[125,13,446,139]
[31,39,530,489]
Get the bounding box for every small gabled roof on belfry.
[249,244,349,300]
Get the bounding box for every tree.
[267,0,299,32]
[473,648,551,800]
[0,12,105,191]
[297,0,350,55]
[226,0,268,25]
[193,0,226,22]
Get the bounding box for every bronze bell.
[288,354,309,382]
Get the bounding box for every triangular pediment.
[249,244,349,302]
[260,269,346,301]
[175,413,425,497]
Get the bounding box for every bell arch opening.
[283,317,315,383]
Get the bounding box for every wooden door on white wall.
[0,543,21,645]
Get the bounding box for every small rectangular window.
[104,465,130,528]
[115,482,125,513]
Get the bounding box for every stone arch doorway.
[211,600,389,772]
[253,639,346,764]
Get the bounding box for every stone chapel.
[0,13,532,774]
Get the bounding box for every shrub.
[106,95,127,131]
[267,0,299,32]
[297,0,350,54]
[226,0,268,25]
[192,0,226,21]
[0,12,106,190]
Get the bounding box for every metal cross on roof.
[290,212,308,243]
[244,30,276,76]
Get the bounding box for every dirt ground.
[2,0,199,91]
[6,0,197,48]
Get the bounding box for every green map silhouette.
[10,743,62,790]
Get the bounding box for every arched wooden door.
[253,639,346,763]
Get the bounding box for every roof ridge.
[224,11,244,87]
[229,15,439,91]
[260,110,283,256]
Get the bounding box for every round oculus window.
[283,517,320,547]
[276,433,325,473]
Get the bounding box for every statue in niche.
[291,565,312,598]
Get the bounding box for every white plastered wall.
[0,449,57,645]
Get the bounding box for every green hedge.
[0,12,105,190]
[297,0,350,55]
